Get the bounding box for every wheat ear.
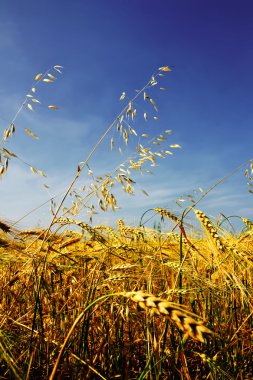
[154,207,180,223]
[241,217,253,230]
[196,211,252,261]
[56,217,107,245]
[0,220,21,239]
[94,225,121,241]
[154,207,200,252]
[123,290,213,343]
[117,219,126,238]
[195,210,225,252]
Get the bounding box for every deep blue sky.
[0,0,252,229]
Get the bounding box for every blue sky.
[0,0,253,230]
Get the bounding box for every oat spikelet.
[195,210,225,252]
[123,291,213,343]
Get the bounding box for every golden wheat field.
[0,209,252,380]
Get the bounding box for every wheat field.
[0,210,252,379]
